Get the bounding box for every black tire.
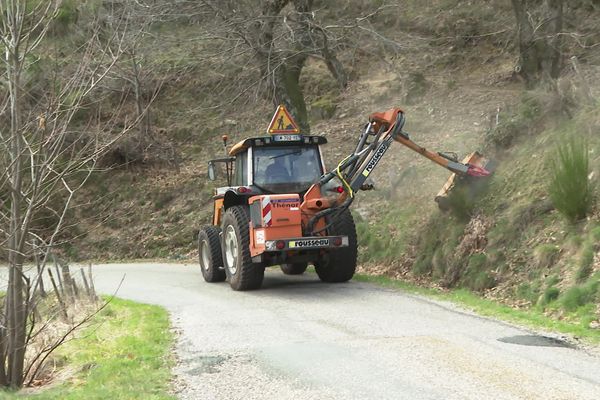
[221,206,264,291]
[280,262,308,275]
[314,209,358,283]
[198,226,226,282]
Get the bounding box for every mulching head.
[435,152,495,212]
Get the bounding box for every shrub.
[548,137,592,222]
[561,287,587,312]
[560,277,599,312]
[486,118,527,149]
[539,286,560,306]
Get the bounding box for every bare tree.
[108,1,164,142]
[0,1,131,388]
[511,0,564,87]
[200,0,348,132]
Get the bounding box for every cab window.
[233,152,248,186]
[253,145,323,193]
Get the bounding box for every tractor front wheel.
[314,209,358,283]
[280,262,308,275]
[221,206,264,291]
[198,226,226,283]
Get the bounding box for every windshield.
[253,145,323,193]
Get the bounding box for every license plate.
[289,238,330,248]
[273,134,301,142]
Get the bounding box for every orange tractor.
[199,107,491,290]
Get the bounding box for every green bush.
[486,118,527,149]
[548,137,592,222]
[560,277,599,312]
[561,287,587,312]
[539,286,560,306]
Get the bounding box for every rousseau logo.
[365,142,389,173]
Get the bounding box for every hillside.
[51,1,600,328]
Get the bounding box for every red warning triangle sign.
[267,105,300,134]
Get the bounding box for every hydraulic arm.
[306,107,492,234]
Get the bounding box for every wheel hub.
[200,240,210,271]
[224,225,239,275]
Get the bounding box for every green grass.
[354,206,418,264]
[354,274,600,343]
[2,298,174,400]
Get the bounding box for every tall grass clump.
[559,275,600,312]
[548,137,592,222]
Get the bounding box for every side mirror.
[208,162,217,181]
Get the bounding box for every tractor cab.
[208,134,328,225]
[229,135,326,191]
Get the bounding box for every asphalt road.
[10,263,600,399]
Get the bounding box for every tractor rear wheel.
[280,262,308,275]
[198,226,226,283]
[314,209,358,283]
[221,205,264,291]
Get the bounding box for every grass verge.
[354,274,600,344]
[2,298,174,400]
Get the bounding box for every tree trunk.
[6,47,27,389]
[252,0,310,132]
[511,0,563,87]
[272,62,310,133]
[546,0,563,79]
[322,45,348,89]
[131,51,151,141]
